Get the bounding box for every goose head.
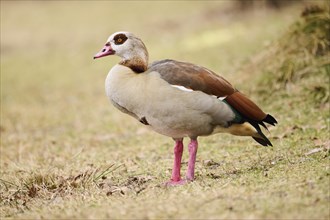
[94,32,149,73]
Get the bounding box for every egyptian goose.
[94,32,277,185]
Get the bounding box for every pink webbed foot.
[165,179,188,186]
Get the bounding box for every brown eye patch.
[114,33,128,45]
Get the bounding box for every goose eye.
[114,33,128,45]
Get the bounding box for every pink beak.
[93,43,115,59]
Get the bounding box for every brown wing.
[224,92,266,121]
[149,59,235,97]
[149,59,273,123]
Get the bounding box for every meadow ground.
[1,1,329,219]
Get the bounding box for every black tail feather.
[224,99,277,147]
[263,114,277,126]
[247,119,273,147]
[252,136,272,147]
[259,121,268,131]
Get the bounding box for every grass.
[1,1,329,219]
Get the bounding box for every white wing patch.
[211,95,227,100]
[171,85,228,100]
[217,96,226,100]
[171,85,194,92]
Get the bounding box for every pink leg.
[165,139,186,186]
[186,139,198,181]
[171,139,183,181]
